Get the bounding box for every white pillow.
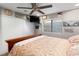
[68,35,79,43]
[67,35,79,56]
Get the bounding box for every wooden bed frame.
[6,34,41,52]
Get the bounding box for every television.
[30,16,40,24]
[35,25,39,29]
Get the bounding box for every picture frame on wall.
[63,20,79,33]
[63,20,79,27]
[4,9,13,16]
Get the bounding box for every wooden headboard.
[6,34,41,52]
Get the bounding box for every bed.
[8,35,71,56]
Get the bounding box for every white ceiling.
[0,3,79,16]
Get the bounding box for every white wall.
[0,8,34,55]
[1,9,34,40]
[63,9,79,21]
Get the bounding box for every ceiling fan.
[17,3,52,15]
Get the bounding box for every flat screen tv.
[30,16,40,24]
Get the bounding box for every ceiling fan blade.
[38,5,52,9]
[37,10,45,14]
[30,10,34,15]
[17,7,32,9]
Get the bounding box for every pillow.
[68,35,79,44]
[68,35,79,56]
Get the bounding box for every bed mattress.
[9,35,71,56]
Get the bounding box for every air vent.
[15,12,25,19]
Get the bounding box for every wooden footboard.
[6,34,41,52]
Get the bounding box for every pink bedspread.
[9,36,71,56]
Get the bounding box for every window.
[52,20,62,32]
[42,19,63,33]
[43,20,51,32]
